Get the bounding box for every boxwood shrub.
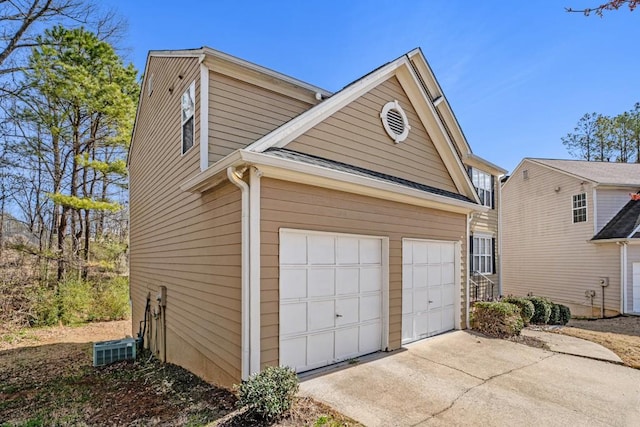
[527,296,552,324]
[558,304,571,325]
[502,297,535,325]
[548,303,561,325]
[470,301,524,338]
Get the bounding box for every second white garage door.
[402,239,457,344]
[279,229,387,373]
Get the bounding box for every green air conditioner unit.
[93,337,136,367]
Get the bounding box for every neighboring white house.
[502,158,640,318]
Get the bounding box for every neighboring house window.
[572,193,587,223]
[471,235,494,274]
[470,167,494,208]
[181,81,195,154]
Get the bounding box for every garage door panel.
[335,327,359,359]
[360,239,382,264]
[336,297,359,325]
[337,237,359,264]
[280,268,307,299]
[281,303,307,335]
[361,294,381,321]
[361,267,382,292]
[359,323,382,353]
[336,268,359,295]
[280,337,306,369]
[308,268,335,297]
[307,333,334,367]
[280,230,384,373]
[308,235,335,264]
[281,233,307,265]
[308,300,335,331]
[402,239,457,344]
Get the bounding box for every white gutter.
[249,167,262,375]
[226,167,250,380]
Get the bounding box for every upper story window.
[181,81,195,154]
[470,167,494,208]
[572,193,587,223]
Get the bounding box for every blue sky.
[103,1,639,173]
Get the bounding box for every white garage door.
[402,239,457,344]
[279,229,385,373]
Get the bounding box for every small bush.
[502,297,535,325]
[558,304,571,325]
[236,365,299,421]
[91,277,130,321]
[527,296,552,324]
[548,304,561,325]
[470,302,524,338]
[58,279,94,324]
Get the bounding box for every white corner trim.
[382,237,390,351]
[249,166,262,375]
[465,213,471,329]
[620,243,627,314]
[244,57,407,153]
[200,63,209,171]
[455,240,462,330]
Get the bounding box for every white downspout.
[249,167,262,375]
[466,212,471,329]
[227,167,250,380]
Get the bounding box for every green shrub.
[91,277,130,321]
[548,304,561,325]
[558,305,571,325]
[527,297,552,324]
[58,279,94,324]
[502,297,535,325]
[29,286,59,327]
[470,302,524,338]
[236,366,299,421]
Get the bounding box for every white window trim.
[472,233,493,275]
[572,193,587,224]
[181,81,196,155]
[470,167,493,208]
[380,100,410,143]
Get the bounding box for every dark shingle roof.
[263,148,474,203]
[592,199,640,240]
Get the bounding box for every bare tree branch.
[566,0,639,16]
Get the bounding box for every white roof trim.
[182,149,485,214]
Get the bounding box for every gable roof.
[529,159,640,186]
[592,199,640,240]
[244,48,481,203]
[264,148,473,203]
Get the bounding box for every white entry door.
[402,239,457,344]
[633,263,640,313]
[279,229,385,372]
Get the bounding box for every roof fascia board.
[244,57,407,153]
[202,55,319,104]
[591,238,640,244]
[201,46,331,97]
[464,153,508,175]
[528,159,599,184]
[128,51,155,167]
[629,223,640,239]
[407,49,472,156]
[183,149,485,214]
[594,183,640,189]
[395,64,480,203]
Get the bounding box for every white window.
[470,167,493,208]
[181,81,195,154]
[472,235,493,274]
[572,193,587,223]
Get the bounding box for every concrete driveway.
[300,331,640,426]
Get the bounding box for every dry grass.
[0,321,361,427]
[556,316,640,369]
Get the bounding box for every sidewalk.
[521,328,623,363]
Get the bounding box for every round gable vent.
[380,100,410,143]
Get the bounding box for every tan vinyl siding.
[129,56,242,388]
[208,72,312,164]
[287,76,458,193]
[596,188,635,233]
[259,178,467,369]
[502,160,621,317]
